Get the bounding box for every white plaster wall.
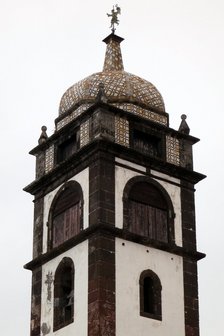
[115,158,147,173]
[40,240,88,336]
[42,168,89,253]
[115,238,185,336]
[115,159,145,229]
[151,170,182,246]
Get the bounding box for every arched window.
[139,270,162,320]
[123,177,174,243]
[54,257,74,331]
[49,181,83,249]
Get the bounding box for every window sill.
[53,318,74,332]
[140,311,162,321]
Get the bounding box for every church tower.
[24,24,205,336]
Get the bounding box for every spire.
[103,33,124,72]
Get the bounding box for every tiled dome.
[59,34,165,116]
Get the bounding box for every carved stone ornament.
[45,271,53,302]
[41,322,51,335]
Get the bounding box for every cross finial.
[107,5,121,33]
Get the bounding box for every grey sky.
[0,1,223,335]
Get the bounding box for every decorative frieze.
[80,119,90,148]
[45,145,54,173]
[112,103,167,126]
[115,116,129,147]
[56,104,92,131]
[166,135,180,166]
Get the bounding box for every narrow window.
[140,270,162,320]
[57,131,80,164]
[54,258,74,331]
[132,129,161,157]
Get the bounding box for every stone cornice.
[24,223,206,271]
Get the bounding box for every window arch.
[54,257,74,331]
[123,177,174,243]
[48,181,83,249]
[139,270,162,320]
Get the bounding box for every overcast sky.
[0,1,223,335]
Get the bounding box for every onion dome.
[58,34,165,118]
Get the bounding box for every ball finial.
[41,125,47,132]
[38,125,48,144]
[181,114,187,120]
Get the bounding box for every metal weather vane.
[107,4,121,33]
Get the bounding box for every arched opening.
[140,270,162,320]
[54,257,74,331]
[49,181,83,249]
[123,177,174,243]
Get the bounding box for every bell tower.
[24,27,205,336]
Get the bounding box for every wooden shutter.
[128,182,169,242]
[52,184,82,248]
